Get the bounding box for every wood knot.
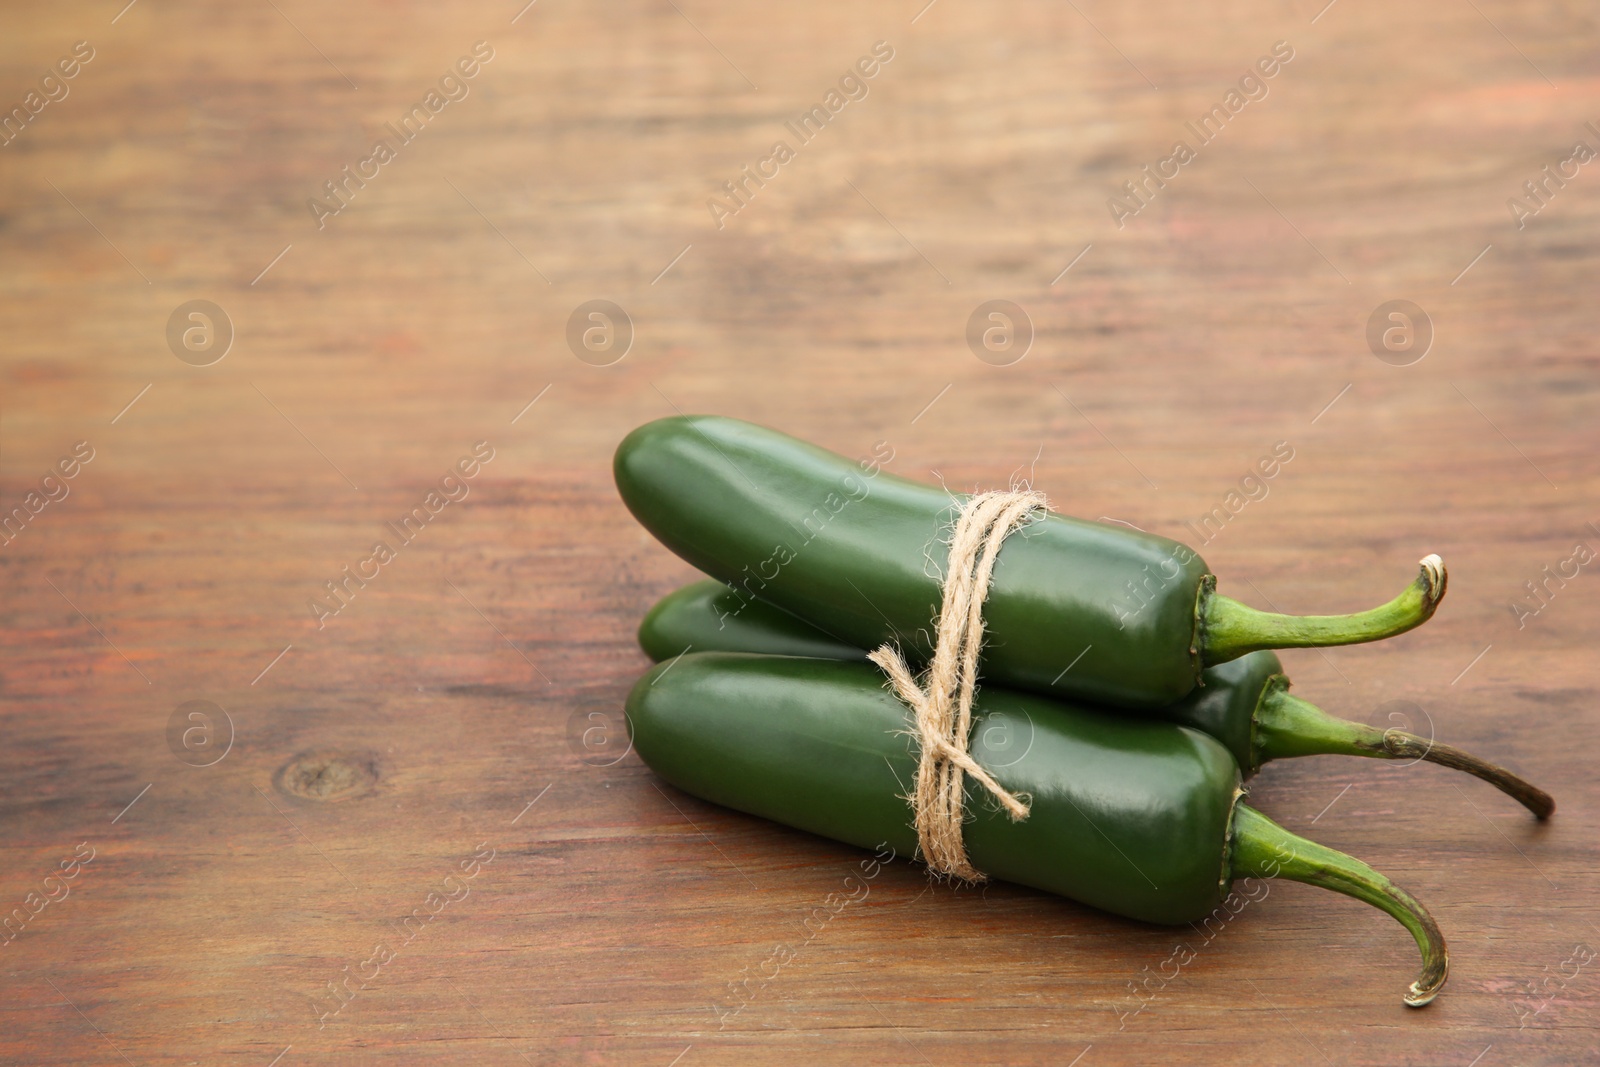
[275,750,379,801]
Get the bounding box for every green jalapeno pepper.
[628,652,1449,1006]
[638,580,1553,818]
[614,416,1447,710]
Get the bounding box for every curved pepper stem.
[1379,730,1554,819]
[1203,555,1447,664]
[1231,803,1448,1007]
[1252,682,1555,819]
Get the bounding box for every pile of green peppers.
[613,415,1555,1008]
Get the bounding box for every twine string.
[867,489,1046,882]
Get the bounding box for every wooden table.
[2,1,1595,1063]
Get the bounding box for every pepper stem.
[1253,682,1554,819]
[1231,803,1448,1007]
[1203,555,1447,664]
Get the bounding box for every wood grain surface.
[2,1,1597,1064]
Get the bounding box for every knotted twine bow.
[866,489,1047,883]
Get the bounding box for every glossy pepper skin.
[641,577,1275,772]
[639,577,872,666]
[640,579,1555,818]
[614,416,1446,711]
[631,652,1239,924]
[628,652,1449,1004]
[617,417,1209,709]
